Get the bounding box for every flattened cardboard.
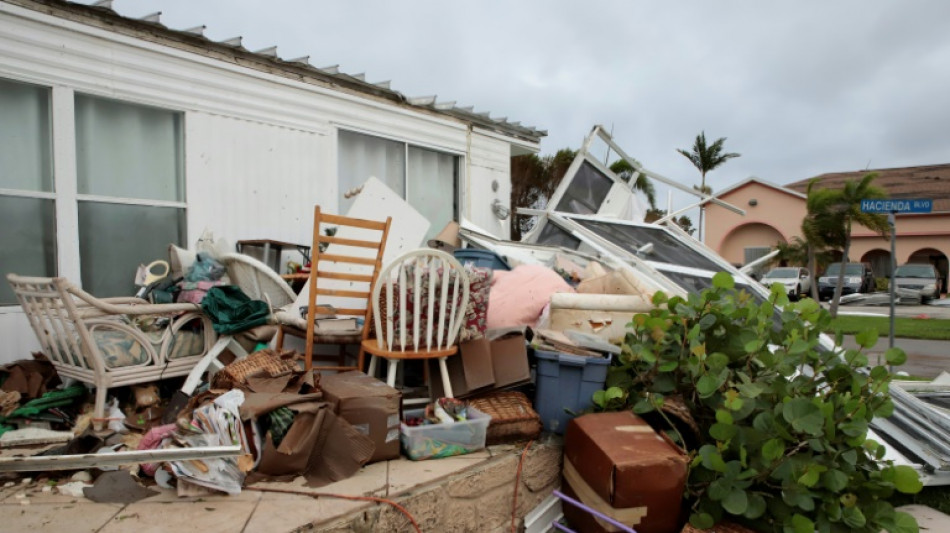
[320,371,402,463]
[241,392,374,487]
[429,330,531,398]
[460,338,496,389]
[488,331,531,388]
[563,412,687,533]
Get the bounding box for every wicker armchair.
[7,274,215,429]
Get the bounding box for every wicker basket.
[211,348,298,390]
[468,391,541,445]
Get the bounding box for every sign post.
[860,198,933,358]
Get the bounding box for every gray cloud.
[114,0,950,212]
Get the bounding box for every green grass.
[825,315,950,341]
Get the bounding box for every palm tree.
[808,173,890,317]
[801,179,844,300]
[772,236,809,268]
[676,131,740,242]
[609,158,657,209]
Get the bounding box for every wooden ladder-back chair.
[363,249,471,400]
[6,274,215,430]
[276,206,391,371]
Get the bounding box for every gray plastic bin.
[534,350,611,434]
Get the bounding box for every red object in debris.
[913,313,931,320]
[562,411,688,533]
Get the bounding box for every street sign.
[860,198,933,214]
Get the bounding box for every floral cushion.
[376,263,492,348]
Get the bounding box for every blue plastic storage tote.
[453,249,510,271]
[534,350,611,434]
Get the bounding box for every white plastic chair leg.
[438,356,453,398]
[181,335,244,395]
[386,359,399,388]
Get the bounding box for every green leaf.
[782,398,825,435]
[592,390,606,408]
[822,469,849,492]
[744,339,763,353]
[651,291,668,306]
[790,513,814,533]
[689,513,715,530]
[697,375,721,397]
[855,328,879,349]
[842,506,867,528]
[893,465,923,494]
[658,359,679,372]
[699,444,728,472]
[605,387,624,401]
[886,511,920,533]
[712,271,735,290]
[885,347,908,366]
[716,409,734,425]
[722,488,748,515]
[710,422,738,442]
[762,438,785,461]
[698,313,717,331]
[744,492,766,520]
[788,338,809,354]
[723,390,744,411]
[736,382,764,398]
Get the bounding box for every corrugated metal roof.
[12,0,546,143]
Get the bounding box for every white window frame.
[0,80,186,310]
[335,126,463,224]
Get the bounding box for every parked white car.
[761,267,812,298]
[893,263,943,302]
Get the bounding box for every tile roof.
[11,0,546,143]
[785,164,950,212]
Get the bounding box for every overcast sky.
[115,0,950,211]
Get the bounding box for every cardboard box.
[487,328,531,389]
[428,329,530,398]
[563,412,688,533]
[320,371,402,463]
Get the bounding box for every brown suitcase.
[562,411,688,533]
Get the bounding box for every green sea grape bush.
[595,272,921,533]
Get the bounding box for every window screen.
[555,160,613,215]
[574,219,722,272]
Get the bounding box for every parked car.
[818,262,875,301]
[893,263,943,301]
[761,267,812,299]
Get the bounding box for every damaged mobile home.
[2,1,949,531]
[0,0,543,359]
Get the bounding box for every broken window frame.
[337,127,461,241]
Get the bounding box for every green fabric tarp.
[201,285,270,335]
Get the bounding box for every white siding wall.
[0,3,533,363]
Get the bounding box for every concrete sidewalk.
[0,439,561,533]
[838,335,950,378]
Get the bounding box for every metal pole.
[889,211,896,355]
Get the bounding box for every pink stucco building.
[705,165,950,291]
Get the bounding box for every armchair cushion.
[88,315,208,369]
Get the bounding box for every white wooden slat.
[426,258,436,350]
[413,258,421,350]
[398,264,407,351]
